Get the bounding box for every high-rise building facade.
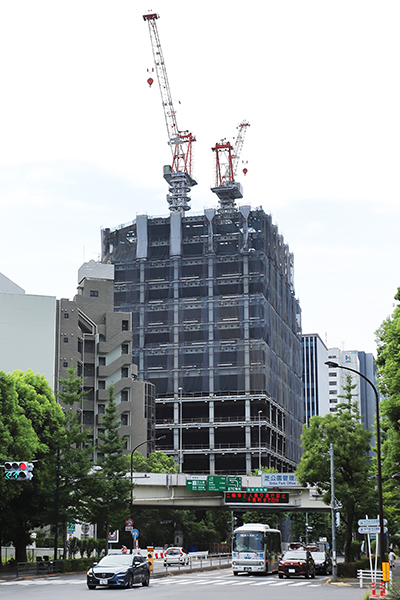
[101,205,303,474]
[302,334,329,423]
[302,341,378,446]
[55,262,156,459]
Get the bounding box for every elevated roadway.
[131,473,329,512]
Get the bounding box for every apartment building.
[55,262,156,458]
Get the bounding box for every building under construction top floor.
[101,204,304,474]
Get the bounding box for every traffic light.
[147,546,154,572]
[4,461,34,481]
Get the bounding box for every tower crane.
[143,13,197,213]
[211,120,250,214]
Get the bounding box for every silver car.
[163,547,189,566]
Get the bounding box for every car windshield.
[97,554,132,566]
[167,549,180,555]
[284,551,307,560]
[233,532,263,552]
[311,552,326,560]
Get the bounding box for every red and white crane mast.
[143,13,197,213]
[211,120,250,213]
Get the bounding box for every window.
[122,344,129,355]
[98,404,105,414]
[121,413,129,426]
[122,320,129,331]
[329,381,337,386]
[329,390,337,395]
[64,337,68,343]
[63,361,68,368]
[121,390,129,402]
[99,357,106,366]
[90,290,99,297]
[121,367,129,378]
[329,373,337,377]
[64,313,69,318]
[98,380,106,389]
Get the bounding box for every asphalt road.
[0,566,367,600]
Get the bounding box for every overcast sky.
[1,0,399,355]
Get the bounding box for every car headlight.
[117,569,128,575]
[87,569,93,575]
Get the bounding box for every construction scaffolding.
[102,205,303,474]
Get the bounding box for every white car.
[163,547,189,566]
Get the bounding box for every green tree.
[131,450,177,473]
[2,370,65,562]
[296,382,373,563]
[90,386,131,550]
[376,287,400,539]
[0,372,40,565]
[56,365,94,557]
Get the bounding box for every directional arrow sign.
[358,526,388,534]
[358,518,388,527]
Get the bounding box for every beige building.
[55,261,156,459]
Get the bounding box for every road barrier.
[357,569,392,588]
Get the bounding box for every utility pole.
[329,443,337,582]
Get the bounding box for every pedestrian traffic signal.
[4,461,34,480]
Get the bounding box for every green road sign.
[227,476,242,491]
[187,476,207,491]
[208,476,227,491]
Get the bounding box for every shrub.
[337,557,370,578]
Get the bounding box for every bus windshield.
[233,531,264,552]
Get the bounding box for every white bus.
[231,523,282,575]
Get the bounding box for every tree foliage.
[89,385,132,549]
[0,370,65,562]
[56,365,95,554]
[131,450,177,473]
[296,380,373,563]
[376,287,400,538]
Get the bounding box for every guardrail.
[16,558,90,578]
[357,569,391,588]
[163,553,231,571]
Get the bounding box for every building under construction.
[101,204,304,475]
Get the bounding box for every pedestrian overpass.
[131,473,330,512]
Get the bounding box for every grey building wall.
[101,206,304,475]
[55,264,155,458]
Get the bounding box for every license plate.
[100,579,108,585]
[244,567,252,572]
[288,569,295,573]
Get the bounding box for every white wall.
[0,293,56,387]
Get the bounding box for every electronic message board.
[224,492,289,504]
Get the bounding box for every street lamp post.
[129,435,166,552]
[178,387,183,473]
[325,360,386,563]
[258,411,262,474]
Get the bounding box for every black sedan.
[311,551,333,575]
[278,550,316,579]
[87,552,150,589]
